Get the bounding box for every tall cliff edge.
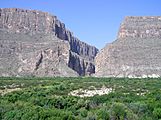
[95,16,161,78]
[0,8,98,76]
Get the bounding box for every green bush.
[109,102,138,120]
[153,108,161,119]
[86,112,97,120]
[1,77,161,120]
[97,107,109,120]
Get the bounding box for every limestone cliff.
[118,16,161,38]
[95,16,161,78]
[0,8,98,76]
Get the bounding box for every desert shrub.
[86,112,97,120]
[129,102,148,115]
[109,102,138,120]
[1,77,161,119]
[78,108,88,117]
[153,108,161,119]
[97,107,109,120]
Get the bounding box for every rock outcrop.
[95,16,161,78]
[118,16,161,39]
[0,8,98,77]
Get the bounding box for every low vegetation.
[0,77,161,120]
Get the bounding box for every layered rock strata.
[95,16,161,78]
[0,8,98,76]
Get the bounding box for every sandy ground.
[69,86,113,97]
[0,88,21,96]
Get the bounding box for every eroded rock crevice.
[35,52,43,70]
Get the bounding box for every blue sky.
[1,0,161,49]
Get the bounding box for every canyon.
[1,8,161,78]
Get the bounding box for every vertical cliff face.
[0,8,98,76]
[68,38,98,75]
[95,16,161,78]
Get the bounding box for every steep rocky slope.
[95,16,161,78]
[0,8,98,77]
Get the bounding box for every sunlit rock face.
[95,16,161,78]
[0,8,98,77]
[118,16,161,39]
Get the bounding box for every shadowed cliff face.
[95,16,161,78]
[0,8,98,76]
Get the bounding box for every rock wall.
[0,8,98,76]
[95,16,161,78]
[68,52,95,76]
[118,16,161,38]
[0,31,78,77]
